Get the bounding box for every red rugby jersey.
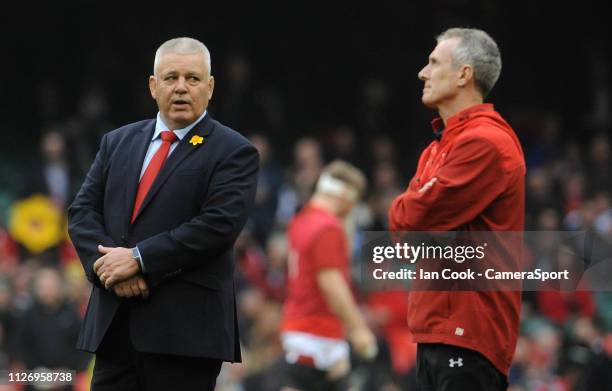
[281,203,350,339]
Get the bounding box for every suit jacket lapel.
[131,114,214,224]
[124,120,155,232]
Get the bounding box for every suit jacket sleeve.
[389,135,506,231]
[136,143,259,276]
[68,134,118,286]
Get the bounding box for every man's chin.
[166,112,195,128]
[421,97,437,108]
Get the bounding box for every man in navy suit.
[68,37,259,391]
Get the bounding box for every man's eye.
[164,75,177,81]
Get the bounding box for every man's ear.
[208,75,215,101]
[457,64,474,87]
[149,75,157,99]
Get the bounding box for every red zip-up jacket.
[388,103,525,375]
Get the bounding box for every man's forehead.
[157,53,208,72]
[435,38,460,52]
[431,38,459,59]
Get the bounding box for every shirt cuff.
[133,246,145,273]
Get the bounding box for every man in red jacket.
[389,28,526,390]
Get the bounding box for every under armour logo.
[449,357,463,368]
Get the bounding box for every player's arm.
[317,268,375,358]
[389,135,507,231]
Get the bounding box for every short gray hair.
[153,37,211,75]
[437,28,501,97]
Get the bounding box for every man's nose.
[418,66,428,81]
[175,76,188,92]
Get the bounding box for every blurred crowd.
[1,50,612,391]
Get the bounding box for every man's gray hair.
[437,28,501,97]
[153,37,211,75]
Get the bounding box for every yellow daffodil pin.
[189,135,205,146]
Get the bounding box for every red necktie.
[131,131,178,222]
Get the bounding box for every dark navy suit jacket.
[68,114,258,362]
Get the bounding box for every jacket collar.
[430,103,495,140]
[153,111,208,141]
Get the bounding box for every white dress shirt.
[139,111,208,179]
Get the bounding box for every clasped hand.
[93,245,149,298]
